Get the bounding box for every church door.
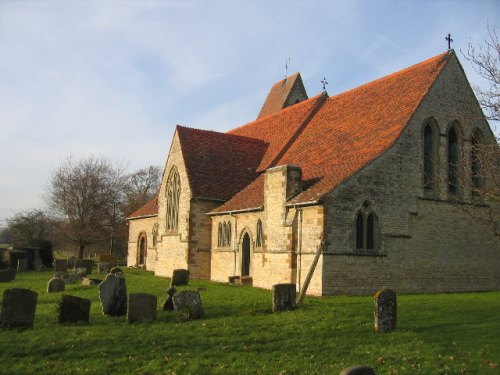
[241,233,251,276]
[138,236,147,266]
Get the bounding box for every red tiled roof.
[257,72,306,119]
[127,197,158,220]
[213,51,450,212]
[177,126,268,201]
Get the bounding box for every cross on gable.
[445,33,453,50]
[321,77,328,92]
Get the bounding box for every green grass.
[0,269,498,374]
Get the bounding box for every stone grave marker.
[47,277,65,293]
[98,262,110,275]
[0,269,16,282]
[0,288,38,329]
[272,283,296,312]
[98,273,127,316]
[82,277,100,286]
[339,365,376,375]
[57,295,91,324]
[128,293,157,323]
[75,259,94,276]
[374,288,397,333]
[173,290,204,322]
[110,267,123,275]
[162,287,177,311]
[17,259,27,272]
[53,259,68,273]
[170,269,190,287]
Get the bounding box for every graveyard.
[0,267,498,374]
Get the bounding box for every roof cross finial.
[445,33,453,50]
[285,57,290,79]
[321,77,328,92]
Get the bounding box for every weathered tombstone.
[162,287,177,311]
[53,259,68,273]
[82,277,100,286]
[170,269,190,287]
[98,262,110,275]
[99,254,117,268]
[172,290,204,322]
[0,288,38,329]
[17,259,27,272]
[67,256,78,269]
[47,277,65,293]
[98,273,127,316]
[57,295,91,324]
[0,269,16,282]
[128,293,157,323]
[63,268,87,284]
[75,259,94,276]
[374,288,397,333]
[339,365,376,375]
[272,283,296,312]
[110,267,123,275]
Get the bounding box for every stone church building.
[127,50,499,295]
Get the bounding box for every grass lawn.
[0,268,498,374]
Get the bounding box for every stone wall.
[127,216,158,270]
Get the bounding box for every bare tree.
[121,165,161,216]
[45,156,124,259]
[6,209,53,247]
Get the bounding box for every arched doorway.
[241,233,251,276]
[138,233,147,266]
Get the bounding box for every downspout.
[231,213,237,276]
[297,208,303,292]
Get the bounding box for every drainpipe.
[297,207,303,292]
[231,213,237,276]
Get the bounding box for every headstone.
[0,269,16,282]
[374,288,397,333]
[110,267,123,275]
[75,259,94,276]
[82,277,100,286]
[63,268,87,284]
[98,262,110,275]
[339,365,376,375]
[47,277,65,293]
[57,295,91,324]
[99,254,117,268]
[170,269,190,287]
[67,256,78,268]
[162,287,177,311]
[53,259,68,272]
[17,259,27,272]
[272,283,296,312]
[172,290,204,322]
[98,273,127,316]
[0,288,38,329]
[128,293,157,323]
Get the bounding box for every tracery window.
[165,167,181,231]
[226,222,232,247]
[218,221,232,247]
[355,210,379,251]
[256,219,263,247]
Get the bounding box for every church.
[126,50,499,295]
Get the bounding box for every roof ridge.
[177,124,268,146]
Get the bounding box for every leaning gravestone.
[17,259,27,272]
[173,290,204,322]
[374,288,397,333]
[53,259,68,273]
[57,295,91,324]
[272,283,296,312]
[0,288,38,329]
[128,293,157,323]
[170,269,190,287]
[75,259,94,276]
[339,365,376,375]
[0,269,16,282]
[98,273,127,316]
[162,287,177,311]
[47,277,65,293]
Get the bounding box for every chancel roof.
[127,197,158,220]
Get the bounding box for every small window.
[423,125,434,189]
[471,129,483,195]
[355,210,379,251]
[367,214,375,250]
[256,219,263,247]
[448,126,459,195]
[227,222,232,247]
[356,212,364,249]
[218,223,223,247]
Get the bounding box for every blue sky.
[0,0,498,224]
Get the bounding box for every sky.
[0,0,499,225]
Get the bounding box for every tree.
[121,165,161,216]
[45,156,124,259]
[7,209,53,247]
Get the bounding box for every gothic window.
[448,126,459,195]
[166,167,181,231]
[471,129,483,195]
[256,219,263,247]
[218,223,223,247]
[356,212,364,249]
[227,222,232,247]
[222,222,228,246]
[355,210,379,251]
[152,222,158,246]
[367,213,375,250]
[423,124,434,189]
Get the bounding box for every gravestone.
[272,283,296,312]
[170,269,190,287]
[17,259,27,272]
[374,288,397,333]
[75,259,93,276]
[67,256,78,268]
[98,262,110,275]
[0,269,16,282]
[53,259,68,273]
[173,290,204,322]
[162,287,177,311]
[128,293,157,323]
[82,277,100,286]
[339,365,376,375]
[99,254,117,268]
[0,288,38,329]
[63,268,87,284]
[98,273,127,316]
[110,267,123,275]
[47,277,65,293]
[57,295,91,324]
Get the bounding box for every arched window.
[356,212,364,249]
[218,223,222,247]
[448,127,459,195]
[256,219,263,247]
[152,222,158,246]
[423,124,434,189]
[471,129,483,195]
[222,222,228,246]
[227,222,232,247]
[367,213,375,250]
[165,167,181,231]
